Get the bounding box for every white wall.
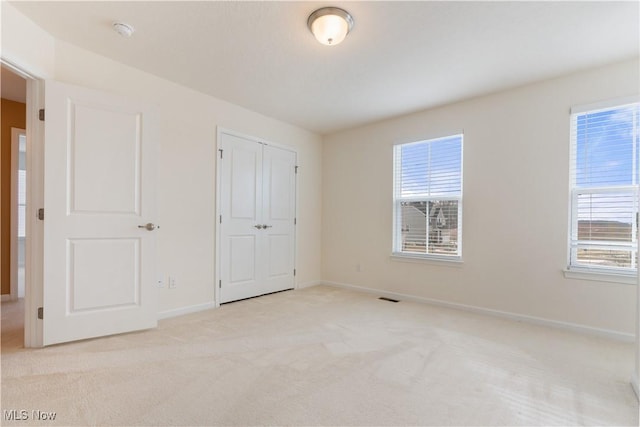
[52,40,323,313]
[322,59,639,336]
[2,2,322,315]
[0,2,54,78]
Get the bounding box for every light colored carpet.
[1,285,638,426]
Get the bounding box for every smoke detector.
[113,22,135,38]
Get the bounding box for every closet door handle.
[262,225,272,229]
[254,224,264,229]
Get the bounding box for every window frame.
[392,134,464,262]
[566,98,639,281]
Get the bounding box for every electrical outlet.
[168,276,177,289]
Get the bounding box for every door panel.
[267,234,290,278]
[69,238,140,312]
[262,146,296,292]
[219,134,262,303]
[71,103,141,214]
[229,236,257,283]
[230,147,259,219]
[43,81,158,346]
[219,133,296,303]
[267,157,292,220]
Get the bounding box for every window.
[18,133,26,239]
[393,134,463,260]
[569,101,639,276]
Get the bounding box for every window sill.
[391,253,463,267]
[563,268,637,285]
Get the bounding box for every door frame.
[1,58,46,347]
[214,127,298,307]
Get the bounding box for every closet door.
[218,132,296,304]
[219,133,263,303]
[261,145,296,295]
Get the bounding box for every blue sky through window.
[575,105,639,188]
[574,104,639,225]
[399,135,462,197]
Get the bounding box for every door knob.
[262,225,272,229]
[254,224,264,229]
[138,223,157,231]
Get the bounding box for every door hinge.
[39,109,45,121]
[219,215,222,224]
[219,280,222,289]
[37,307,44,319]
[219,149,223,159]
[293,269,296,277]
[295,166,299,174]
[294,218,297,225]
[37,208,45,220]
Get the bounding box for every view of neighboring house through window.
[569,101,639,275]
[393,134,463,259]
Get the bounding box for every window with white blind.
[18,133,26,238]
[393,134,463,260]
[568,101,639,277]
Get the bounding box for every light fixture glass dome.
[112,22,135,38]
[307,7,354,46]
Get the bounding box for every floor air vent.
[378,297,399,303]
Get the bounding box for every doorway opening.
[1,64,28,350]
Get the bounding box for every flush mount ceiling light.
[112,22,135,38]
[307,7,354,46]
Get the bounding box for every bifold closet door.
[219,132,296,303]
[261,144,296,294]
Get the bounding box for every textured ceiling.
[10,1,640,134]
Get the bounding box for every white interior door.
[219,133,263,303]
[262,145,296,293]
[219,132,296,303]
[43,80,158,346]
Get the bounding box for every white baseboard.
[297,280,323,290]
[322,281,635,343]
[632,373,639,402]
[158,281,323,319]
[158,301,215,320]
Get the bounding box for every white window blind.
[569,102,639,274]
[393,134,463,259]
[18,134,26,238]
